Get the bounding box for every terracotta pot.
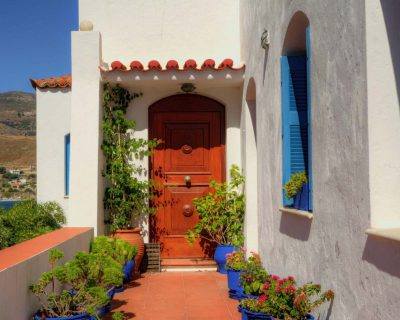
[114,228,145,273]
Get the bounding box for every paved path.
[105,272,241,320]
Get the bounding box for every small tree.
[186,165,245,246]
[102,83,158,232]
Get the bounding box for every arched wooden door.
[149,94,225,259]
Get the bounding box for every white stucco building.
[31,1,400,318]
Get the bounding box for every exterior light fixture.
[261,29,270,49]
[180,83,196,93]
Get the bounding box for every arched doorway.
[243,78,259,252]
[149,94,225,259]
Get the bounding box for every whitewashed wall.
[36,89,71,214]
[240,1,400,319]
[79,0,241,66]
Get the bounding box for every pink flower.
[288,276,295,281]
[271,275,280,281]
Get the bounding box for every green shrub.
[0,200,65,249]
[240,252,269,295]
[283,171,308,199]
[30,249,111,318]
[186,165,245,246]
[90,236,137,266]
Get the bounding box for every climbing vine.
[102,83,158,232]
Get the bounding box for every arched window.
[281,12,312,211]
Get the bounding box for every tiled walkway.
[106,272,241,320]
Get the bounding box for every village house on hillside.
[30,1,400,319]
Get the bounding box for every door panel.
[149,95,225,259]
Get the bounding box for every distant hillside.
[0,91,36,136]
[0,92,36,169]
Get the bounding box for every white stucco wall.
[79,0,241,66]
[36,89,71,214]
[241,1,400,319]
[69,31,104,235]
[366,0,400,228]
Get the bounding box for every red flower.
[262,283,270,291]
[258,294,268,303]
[271,275,280,281]
[288,276,295,281]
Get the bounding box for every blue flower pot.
[33,313,96,320]
[238,306,248,320]
[96,287,115,317]
[306,315,315,320]
[242,308,274,320]
[214,244,235,274]
[227,269,244,299]
[294,183,309,211]
[123,260,135,283]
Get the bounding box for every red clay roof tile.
[30,74,71,89]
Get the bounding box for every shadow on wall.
[279,213,312,241]
[380,0,400,105]
[362,235,400,278]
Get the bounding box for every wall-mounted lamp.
[180,83,196,93]
[261,29,270,49]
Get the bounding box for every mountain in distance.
[0,91,36,168]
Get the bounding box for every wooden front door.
[149,94,225,258]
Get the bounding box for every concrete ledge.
[365,228,400,242]
[279,207,314,220]
[0,227,93,319]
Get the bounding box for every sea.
[0,200,19,210]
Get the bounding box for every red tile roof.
[30,74,72,89]
[102,58,244,72]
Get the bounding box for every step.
[161,258,217,272]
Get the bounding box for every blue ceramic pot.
[123,260,135,283]
[293,183,310,211]
[242,309,274,320]
[227,269,244,299]
[238,306,248,320]
[306,315,315,320]
[214,244,235,274]
[96,287,115,317]
[33,313,95,320]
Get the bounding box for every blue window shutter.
[65,134,70,196]
[306,26,313,210]
[281,55,309,208]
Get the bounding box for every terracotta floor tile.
[105,271,240,319]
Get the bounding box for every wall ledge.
[365,228,400,242]
[279,207,314,220]
[0,227,93,271]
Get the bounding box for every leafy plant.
[240,252,269,295]
[30,249,110,318]
[226,248,246,271]
[90,236,137,266]
[186,165,245,246]
[0,200,65,249]
[283,171,308,199]
[240,274,334,319]
[102,83,158,232]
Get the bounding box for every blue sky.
[0,0,78,93]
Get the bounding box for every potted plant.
[186,165,245,274]
[102,83,158,272]
[30,249,110,320]
[225,248,246,299]
[240,252,269,298]
[69,251,123,316]
[239,274,334,320]
[90,236,137,290]
[283,171,309,211]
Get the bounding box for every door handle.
[184,175,191,187]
